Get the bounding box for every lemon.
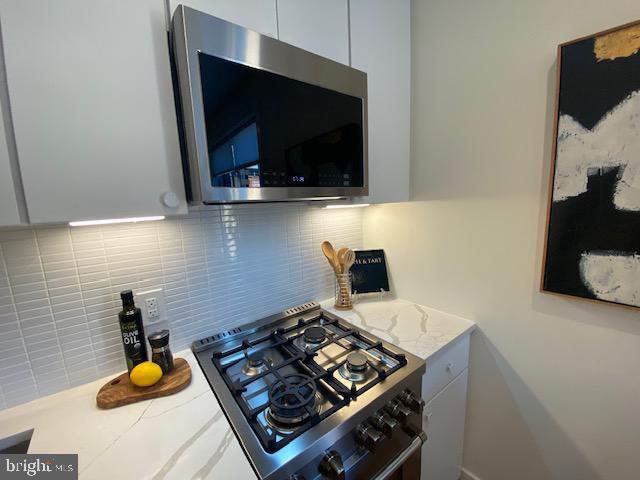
[130,361,163,387]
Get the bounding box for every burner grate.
[268,373,317,414]
[210,312,407,452]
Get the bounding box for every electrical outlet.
[134,288,168,359]
[145,297,159,318]
[134,288,167,325]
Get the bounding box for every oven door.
[369,434,424,480]
[341,427,425,480]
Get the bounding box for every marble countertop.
[0,350,256,480]
[0,298,475,479]
[322,297,475,361]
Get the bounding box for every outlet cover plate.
[134,288,167,327]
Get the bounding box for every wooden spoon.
[336,247,349,274]
[321,241,340,274]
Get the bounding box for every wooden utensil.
[96,358,191,409]
[321,241,340,274]
[336,247,349,273]
[335,248,356,310]
[341,249,356,273]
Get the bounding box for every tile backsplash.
[0,203,362,409]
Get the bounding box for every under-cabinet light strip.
[324,204,370,209]
[69,216,165,227]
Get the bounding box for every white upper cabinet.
[277,0,349,64]
[0,0,187,224]
[169,0,278,37]
[350,0,410,204]
[0,99,21,226]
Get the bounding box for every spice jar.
[147,330,174,374]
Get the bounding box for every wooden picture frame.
[541,19,640,310]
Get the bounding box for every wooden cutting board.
[96,358,192,409]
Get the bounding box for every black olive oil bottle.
[118,290,148,372]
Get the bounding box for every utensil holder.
[334,273,353,310]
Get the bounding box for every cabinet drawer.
[421,334,470,403]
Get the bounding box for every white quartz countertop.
[322,297,475,361]
[0,350,256,480]
[0,298,475,479]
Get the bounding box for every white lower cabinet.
[421,337,470,480]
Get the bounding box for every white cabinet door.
[350,0,410,204]
[421,369,469,480]
[0,98,21,226]
[277,0,349,64]
[0,0,186,224]
[169,0,278,37]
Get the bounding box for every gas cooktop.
[192,302,427,480]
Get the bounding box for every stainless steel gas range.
[192,302,427,480]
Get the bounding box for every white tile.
[21,323,55,338]
[24,334,58,351]
[80,279,110,292]
[0,206,362,410]
[5,262,43,276]
[33,366,67,382]
[18,307,52,322]
[47,284,81,297]
[29,345,63,361]
[9,272,46,286]
[0,336,24,351]
[1,238,38,258]
[40,252,75,264]
[37,242,72,256]
[51,300,85,314]
[0,228,35,242]
[13,289,47,304]
[31,356,65,373]
[15,298,50,313]
[49,292,83,306]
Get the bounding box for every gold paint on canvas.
[594,24,640,61]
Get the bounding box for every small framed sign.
[350,249,390,294]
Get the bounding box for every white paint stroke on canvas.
[579,252,640,306]
[554,90,640,211]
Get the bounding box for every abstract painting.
[543,21,640,308]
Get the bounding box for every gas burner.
[265,374,319,432]
[304,326,327,344]
[293,326,329,351]
[241,351,271,377]
[339,352,372,383]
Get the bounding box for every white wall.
[0,204,362,409]
[363,1,640,479]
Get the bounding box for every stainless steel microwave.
[171,5,368,204]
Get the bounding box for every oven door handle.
[371,428,427,480]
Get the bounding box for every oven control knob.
[399,389,426,414]
[319,450,345,480]
[370,410,399,437]
[384,399,412,424]
[356,422,384,452]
